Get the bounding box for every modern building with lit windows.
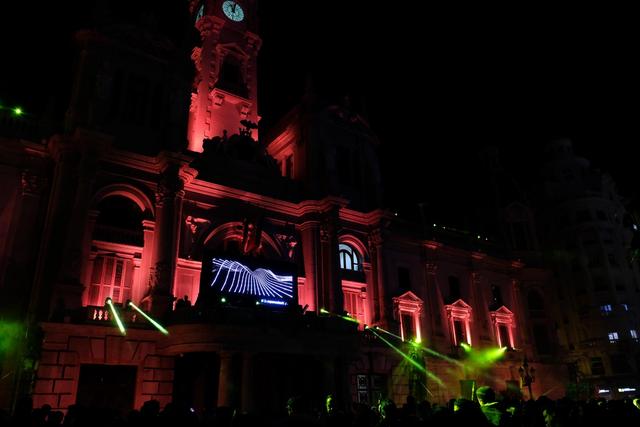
[1,0,638,417]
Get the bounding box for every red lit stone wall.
[32,323,170,412]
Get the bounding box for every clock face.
[222,1,245,22]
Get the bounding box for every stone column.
[0,169,47,319]
[470,270,486,340]
[319,210,342,314]
[149,162,197,318]
[425,262,440,342]
[363,261,374,326]
[31,138,78,320]
[55,134,106,311]
[217,351,233,408]
[368,229,388,325]
[300,221,320,312]
[79,210,99,306]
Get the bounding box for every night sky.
[2,2,638,221]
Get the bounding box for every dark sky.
[257,2,639,215]
[2,2,638,218]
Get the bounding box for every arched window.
[339,243,361,272]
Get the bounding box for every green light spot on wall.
[320,308,329,314]
[13,107,23,116]
[0,321,23,352]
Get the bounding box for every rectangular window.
[89,256,131,306]
[397,267,411,291]
[401,312,415,341]
[608,331,619,343]
[454,319,466,345]
[630,329,638,340]
[600,304,612,315]
[498,324,511,348]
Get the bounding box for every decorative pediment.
[392,291,423,313]
[444,299,472,319]
[395,291,421,303]
[490,305,515,324]
[490,305,513,316]
[446,298,472,311]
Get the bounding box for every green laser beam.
[128,302,169,335]
[375,326,464,367]
[106,298,126,335]
[369,328,444,386]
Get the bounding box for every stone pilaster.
[149,161,197,318]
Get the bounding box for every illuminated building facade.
[538,140,640,398]
[2,0,636,416]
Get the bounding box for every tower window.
[608,331,619,343]
[630,329,638,341]
[218,56,248,98]
[339,243,361,272]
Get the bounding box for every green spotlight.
[255,301,260,305]
[340,314,359,324]
[105,298,126,335]
[320,308,329,314]
[461,342,471,352]
[220,297,227,303]
[128,301,169,335]
[13,107,23,116]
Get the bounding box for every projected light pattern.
[210,258,293,300]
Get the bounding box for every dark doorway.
[76,364,136,414]
[173,352,220,413]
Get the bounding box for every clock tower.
[187,0,261,152]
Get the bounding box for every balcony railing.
[86,305,144,326]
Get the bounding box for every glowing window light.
[105,298,126,335]
[128,301,169,335]
[618,387,636,392]
[631,329,638,340]
[600,304,612,314]
[598,389,610,394]
[608,331,619,343]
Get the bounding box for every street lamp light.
[518,356,536,400]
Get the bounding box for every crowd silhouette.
[2,388,640,427]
